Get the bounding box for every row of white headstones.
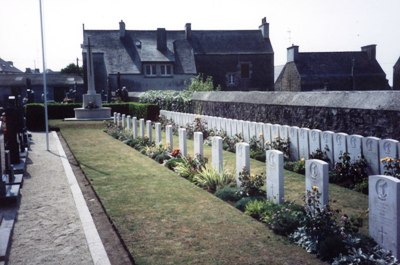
[113,112,400,259]
[161,110,400,175]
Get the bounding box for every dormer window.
[145,64,156,76]
[160,64,172,76]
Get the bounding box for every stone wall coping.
[192,91,400,111]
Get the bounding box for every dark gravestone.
[4,97,20,165]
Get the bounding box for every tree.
[60,63,83,75]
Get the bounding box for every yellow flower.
[312,186,318,191]
[300,158,305,162]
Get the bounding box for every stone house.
[82,18,274,93]
[275,45,390,91]
[394,56,400,90]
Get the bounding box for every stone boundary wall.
[191,91,400,140]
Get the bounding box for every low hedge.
[25,102,159,131]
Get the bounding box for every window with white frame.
[145,64,157,76]
[160,64,172,76]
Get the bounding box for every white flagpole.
[39,0,49,150]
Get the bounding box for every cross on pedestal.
[81,37,96,95]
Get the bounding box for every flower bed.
[104,120,398,264]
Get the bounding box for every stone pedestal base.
[73,107,111,120]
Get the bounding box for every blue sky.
[1,0,399,85]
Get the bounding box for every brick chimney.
[185,23,192,40]
[287,45,299,62]
[157,28,167,51]
[361,44,376,60]
[119,20,126,39]
[259,17,269,38]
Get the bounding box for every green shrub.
[381,157,400,179]
[105,102,159,120]
[266,137,290,160]
[48,103,81,119]
[173,155,207,181]
[285,159,306,174]
[309,146,331,164]
[140,144,170,163]
[329,152,368,191]
[193,167,234,192]
[245,199,280,221]
[235,196,264,211]
[164,157,184,170]
[238,168,265,197]
[267,202,304,236]
[139,90,193,112]
[186,74,221,92]
[214,186,241,202]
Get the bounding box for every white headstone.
[113,112,117,124]
[236,142,250,187]
[166,125,173,150]
[146,120,152,141]
[266,150,284,204]
[321,131,334,166]
[369,175,400,259]
[126,115,131,130]
[216,117,222,132]
[132,117,138,139]
[237,120,245,138]
[299,128,310,159]
[289,126,300,161]
[139,119,145,138]
[249,122,257,141]
[117,113,121,127]
[263,123,272,146]
[225,119,232,137]
[194,132,204,158]
[279,125,290,142]
[212,136,223,175]
[179,128,187,157]
[121,114,126,128]
[309,129,322,154]
[231,119,238,136]
[243,121,251,142]
[379,139,399,174]
[305,159,329,206]
[155,123,162,145]
[271,124,281,142]
[362,137,380,175]
[347,134,363,162]
[334,132,348,164]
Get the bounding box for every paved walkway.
[8,132,110,265]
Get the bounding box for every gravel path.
[8,132,95,265]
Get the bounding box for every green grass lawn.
[52,120,369,264]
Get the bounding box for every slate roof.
[190,30,273,55]
[295,51,385,78]
[83,29,272,75]
[0,73,83,87]
[0,58,22,73]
